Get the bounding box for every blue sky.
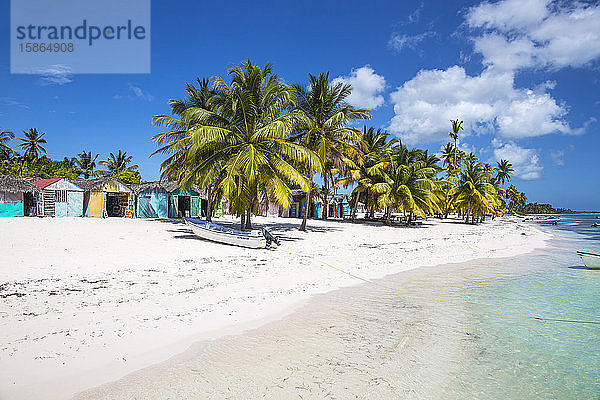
[1,0,599,210]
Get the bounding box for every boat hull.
[185,219,266,249]
[577,251,600,269]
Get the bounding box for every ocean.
[442,213,600,398]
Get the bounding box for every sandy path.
[0,215,550,399]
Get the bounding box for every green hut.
[0,175,41,217]
[131,181,207,218]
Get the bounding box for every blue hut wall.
[55,201,68,217]
[137,188,169,218]
[0,202,24,217]
[54,192,84,217]
[67,191,83,217]
[0,191,24,217]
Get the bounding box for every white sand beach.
[0,216,551,400]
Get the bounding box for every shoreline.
[0,215,552,400]
[74,231,558,400]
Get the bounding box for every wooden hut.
[130,181,206,218]
[31,178,84,217]
[257,196,283,218]
[0,175,40,217]
[328,194,350,219]
[287,189,323,218]
[74,177,134,218]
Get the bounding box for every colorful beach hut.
[328,194,350,219]
[287,189,323,218]
[131,181,206,218]
[257,195,283,217]
[0,175,40,217]
[74,177,134,218]
[32,178,84,217]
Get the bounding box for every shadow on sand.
[567,265,589,270]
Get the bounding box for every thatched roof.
[291,188,323,202]
[130,181,206,197]
[0,175,41,194]
[72,177,131,192]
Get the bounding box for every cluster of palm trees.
[0,128,140,182]
[506,184,528,213]
[153,60,527,229]
[152,61,366,229]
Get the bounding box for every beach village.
[0,60,555,400]
[0,174,354,220]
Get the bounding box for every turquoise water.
[451,214,600,399]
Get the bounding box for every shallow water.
[78,216,600,399]
[445,238,600,398]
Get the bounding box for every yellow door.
[88,191,104,217]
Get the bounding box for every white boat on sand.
[577,251,600,269]
[185,218,279,249]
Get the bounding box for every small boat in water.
[577,251,600,269]
[185,218,279,249]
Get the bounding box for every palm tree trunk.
[386,206,391,225]
[466,201,471,224]
[246,204,252,230]
[351,193,359,222]
[369,193,376,219]
[299,189,312,231]
[206,195,212,222]
[322,172,329,220]
[453,139,457,171]
[240,211,246,230]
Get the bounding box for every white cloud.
[128,83,154,101]
[467,0,600,71]
[388,31,434,53]
[388,66,576,144]
[407,2,424,24]
[386,0,598,147]
[466,0,550,31]
[492,139,543,180]
[548,144,574,166]
[0,97,30,110]
[38,64,73,86]
[332,66,386,109]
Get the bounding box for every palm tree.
[100,150,138,175]
[338,126,393,221]
[464,152,479,165]
[450,160,498,223]
[416,150,442,172]
[495,159,514,187]
[448,119,463,172]
[151,77,226,221]
[440,142,454,169]
[75,150,99,178]
[18,128,47,159]
[518,191,528,212]
[292,72,370,230]
[506,184,519,213]
[373,157,439,225]
[0,130,15,162]
[153,60,320,230]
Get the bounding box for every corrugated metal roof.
[31,178,62,189]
